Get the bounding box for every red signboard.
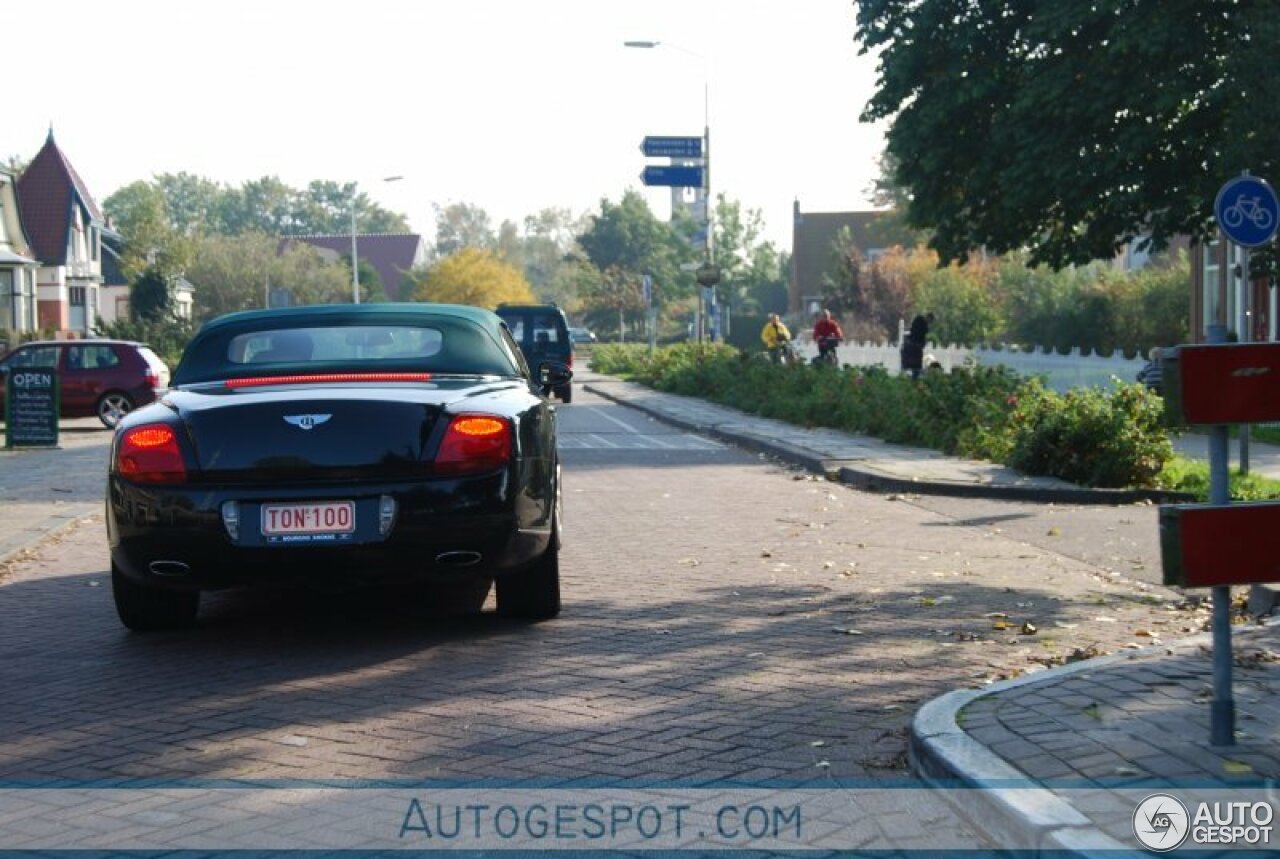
[1161,502,1280,587]
[1164,343,1280,425]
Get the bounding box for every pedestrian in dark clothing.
[901,312,934,379]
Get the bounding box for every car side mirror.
[537,360,572,394]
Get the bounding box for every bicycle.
[812,336,841,367]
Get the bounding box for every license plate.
[261,501,355,544]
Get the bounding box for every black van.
[495,303,574,403]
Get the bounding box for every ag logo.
[283,414,332,431]
[1134,794,1190,851]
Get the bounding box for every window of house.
[1202,238,1220,332]
[0,270,13,331]
[70,287,86,307]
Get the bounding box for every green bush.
[1004,381,1171,487]
[592,344,1175,489]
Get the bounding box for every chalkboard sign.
[4,366,59,448]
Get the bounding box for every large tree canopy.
[856,1,1280,269]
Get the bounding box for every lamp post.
[351,175,403,304]
[624,40,716,341]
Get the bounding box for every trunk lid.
[166,379,519,482]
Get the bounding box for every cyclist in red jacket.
[812,309,844,364]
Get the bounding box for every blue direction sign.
[641,136,703,159]
[641,165,704,188]
[1215,174,1280,247]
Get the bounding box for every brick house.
[788,200,915,316]
[15,131,107,336]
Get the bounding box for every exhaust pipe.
[149,560,191,576]
[435,551,482,567]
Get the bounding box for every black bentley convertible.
[106,304,570,630]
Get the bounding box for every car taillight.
[145,371,160,389]
[117,424,187,484]
[435,414,511,475]
[566,353,573,369]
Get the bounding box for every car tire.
[557,384,573,404]
[496,486,561,620]
[111,563,199,631]
[97,392,135,429]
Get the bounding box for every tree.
[709,195,787,315]
[412,247,535,308]
[577,191,690,308]
[185,233,351,321]
[856,1,1280,270]
[432,202,496,257]
[102,182,195,281]
[130,266,174,322]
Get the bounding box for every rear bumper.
[107,473,551,592]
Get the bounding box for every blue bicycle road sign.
[1215,174,1279,247]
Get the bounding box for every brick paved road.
[0,389,1208,848]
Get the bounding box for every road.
[0,388,1206,850]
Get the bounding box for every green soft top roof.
[195,302,504,335]
[173,303,519,386]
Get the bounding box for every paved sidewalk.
[582,371,1280,854]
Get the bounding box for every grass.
[1156,454,1280,501]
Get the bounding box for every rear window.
[173,316,519,386]
[226,326,444,365]
[498,309,568,344]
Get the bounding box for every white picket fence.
[794,337,1147,393]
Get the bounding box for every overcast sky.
[4,0,888,251]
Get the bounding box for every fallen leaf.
[810,740,826,747]
[1134,629,1156,638]
[992,620,1009,631]
[1021,622,1038,635]
[832,627,865,636]
[1047,527,1061,537]
[1223,761,1253,775]
[760,550,772,558]
[678,558,700,567]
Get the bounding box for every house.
[1190,236,1273,344]
[15,131,106,336]
[788,201,915,316]
[278,234,427,301]
[0,167,40,341]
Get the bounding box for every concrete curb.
[910,618,1280,854]
[583,382,1188,506]
[910,656,1142,854]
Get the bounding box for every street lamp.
[625,39,717,341]
[351,175,403,304]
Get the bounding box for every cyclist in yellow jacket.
[761,314,793,363]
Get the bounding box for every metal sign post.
[1204,323,1235,746]
[1215,173,1279,474]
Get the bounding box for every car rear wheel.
[556,384,573,403]
[112,563,199,631]
[496,484,561,620]
[97,392,135,429]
